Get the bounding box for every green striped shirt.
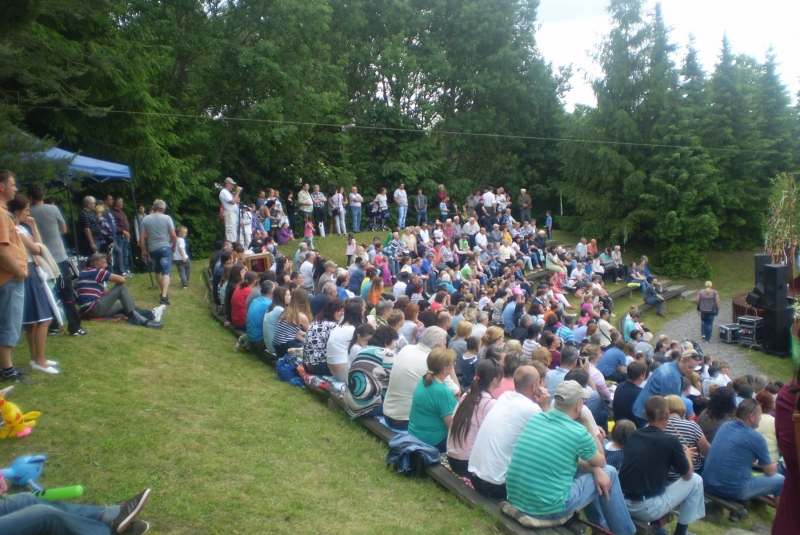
[505,409,597,515]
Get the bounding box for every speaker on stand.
[754,254,770,287]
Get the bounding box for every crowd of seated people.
[206,184,796,534]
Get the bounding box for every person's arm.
[232,186,242,205]
[0,245,27,281]
[443,414,453,428]
[84,226,97,252]
[139,228,148,259]
[17,228,42,255]
[298,313,310,331]
[180,241,188,263]
[170,227,178,251]
[696,434,711,457]
[108,272,126,285]
[680,445,696,480]
[59,221,68,235]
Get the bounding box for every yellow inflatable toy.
[0,386,40,439]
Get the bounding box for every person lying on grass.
[0,474,152,535]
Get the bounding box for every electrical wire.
[13,104,797,157]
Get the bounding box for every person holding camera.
[545,345,594,397]
[219,177,242,243]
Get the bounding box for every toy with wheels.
[0,386,40,438]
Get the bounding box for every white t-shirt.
[383,344,459,421]
[419,229,430,244]
[375,194,388,210]
[349,192,362,207]
[394,189,408,206]
[475,233,488,248]
[299,261,315,290]
[219,188,237,211]
[172,237,187,261]
[468,391,540,484]
[326,325,355,365]
[393,281,407,299]
[482,191,496,208]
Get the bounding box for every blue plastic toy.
[1,455,46,491]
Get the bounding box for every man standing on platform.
[219,177,242,243]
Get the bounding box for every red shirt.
[230,285,253,326]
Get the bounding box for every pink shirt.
[492,377,515,399]
[446,391,496,461]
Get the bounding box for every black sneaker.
[159,296,170,306]
[70,328,88,336]
[110,488,151,533]
[48,326,62,336]
[1,372,34,385]
[128,520,150,535]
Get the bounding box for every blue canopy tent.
[45,147,133,183]
[42,147,139,259]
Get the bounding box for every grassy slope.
[6,270,495,534]
[4,230,789,534]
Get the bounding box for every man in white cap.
[505,380,636,535]
[219,177,242,243]
[518,188,532,223]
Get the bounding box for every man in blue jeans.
[139,200,177,306]
[505,380,636,535]
[349,186,363,233]
[0,169,34,385]
[702,398,785,508]
[0,476,152,535]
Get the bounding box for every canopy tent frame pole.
[127,172,154,287]
[65,178,79,257]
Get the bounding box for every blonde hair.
[665,394,686,417]
[504,339,522,354]
[705,281,713,288]
[481,326,505,347]
[424,348,456,386]
[177,225,188,235]
[530,347,552,368]
[279,288,311,326]
[455,321,473,339]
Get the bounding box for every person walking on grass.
[139,200,177,306]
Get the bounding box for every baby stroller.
[366,201,390,231]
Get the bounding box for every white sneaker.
[152,305,165,323]
[31,359,59,367]
[31,362,59,374]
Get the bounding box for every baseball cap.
[224,177,236,185]
[681,349,700,359]
[554,380,592,404]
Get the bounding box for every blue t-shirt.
[545,215,552,229]
[596,347,626,377]
[246,296,272,343]
[632,361,683,419]
[623,319,636,341]
[502,302,517,333]
[702,420,773,498]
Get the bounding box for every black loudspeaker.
[746,284,765,308]
[764,264,788,309]
[755,254,770,287]
[762,307,793,355]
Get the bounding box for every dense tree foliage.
[560,0,797,277]
[1,0,797,269]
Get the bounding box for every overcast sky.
[536,0,800,111]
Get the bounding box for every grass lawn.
[5,268,496,534]
[2,229,788,534]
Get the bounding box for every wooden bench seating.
[636,285,685,315]
[203,270,586,534]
